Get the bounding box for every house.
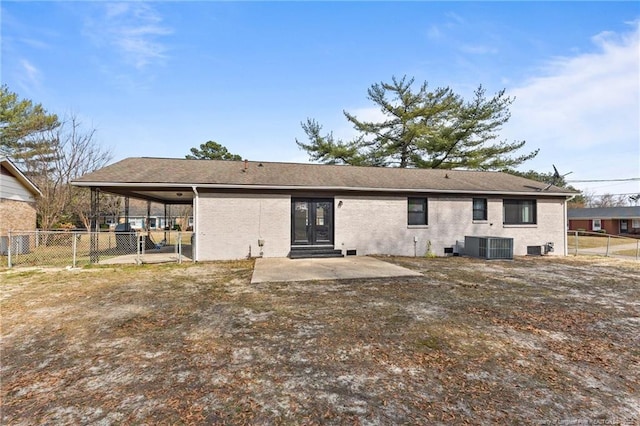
[568,206,640,236]
[103,198,192,230]
[0,157,41,236]
[111,214,192,231]
[72,157,577,261]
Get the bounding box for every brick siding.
[0,199,37,235]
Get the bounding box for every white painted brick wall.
[196,193,291,260]
[195,193,567,260]
[334,196,417,256]
[335,195,567,257]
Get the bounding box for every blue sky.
[2,1,639,197]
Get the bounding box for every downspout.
[564,195,577,256]
[192,186,199,262]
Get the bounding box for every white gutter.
[192,185,199,262]
[564,194,577,256]
[71,181,577,197]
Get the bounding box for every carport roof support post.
[90,188,99,264]
[192,185,198,262]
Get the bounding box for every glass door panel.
[291,199,334,245]
[293,201,310,244]
[314,202,332,244]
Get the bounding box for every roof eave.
[1,157,42,197]
[569,215,640,220]
[71,181,575,197]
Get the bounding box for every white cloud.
[15,59,42,92]
[87,3,172,70]
[20,37,50,50]
[444,12,465,25]
[458,44,498,55]
[104,2,130,19]
[20,59,40,81]
[425,11,499,56]
[502,21,640,194]
[427,25,442,41]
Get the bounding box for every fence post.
[636,240,639,261]
[136,233,141,265]
[72,232,77,268]
[7,230,12,268]
[90,232,98,264]
[174,231,178,256]
[574,231,579,256]
[178,231,182,264]
[605,236,611,257]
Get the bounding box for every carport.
[72,180,198,264]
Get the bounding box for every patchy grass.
[2,256,639,424]
[567,235,635,249]
[616,248,640,257]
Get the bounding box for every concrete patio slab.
[251,256,422,284]
[97,245,192,265]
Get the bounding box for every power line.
[583,192,640,197]
[567,177,639,183]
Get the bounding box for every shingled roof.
[73,157,576,197]
[568,206,640,219]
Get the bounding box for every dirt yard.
[2,256,639,424]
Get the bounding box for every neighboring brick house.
[73,157,577,261]
[568,206,640,236]
[0,157,41,236]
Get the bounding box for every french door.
[291,198,334,245]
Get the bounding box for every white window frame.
[592,219,602,231]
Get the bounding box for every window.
[408,198,428,225]
[592,219,602,231]
[620,220,628,233]
[473,198,488,221]
[633,219,640,229]
[503,199,536,225]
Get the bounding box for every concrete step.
[289,247,344,259]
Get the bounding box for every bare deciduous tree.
[172,205,193,231]
[24,114,112,229]
[73,192,122,231]
[580,189,631,208]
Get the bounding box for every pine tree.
[297,76,538,170]
[185,141,242,161]
[0,85,59,163]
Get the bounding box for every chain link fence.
[567,231,640,260]
[1,230,193,269]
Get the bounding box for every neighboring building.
[112,215,192,230]
[92,197,193,230]
[73,157,577,261]
[0,157,41,235]
[568,206,640,236]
